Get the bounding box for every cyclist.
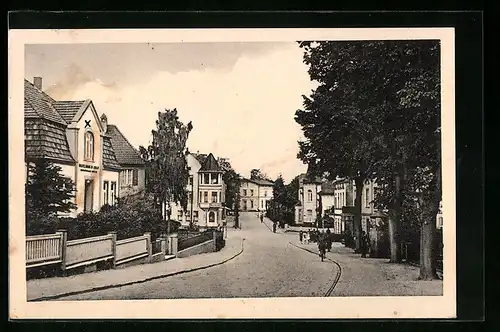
[318,232,327,262]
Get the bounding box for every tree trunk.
[419,167,441,280]
[353,177,364,252]
[388,172,402,263]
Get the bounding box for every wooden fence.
[26,232,64,268]
[26,230,152,271]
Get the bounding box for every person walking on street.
[318,232,327,262]
[272,221,277,233]
[360,231,370,258]
[260,213,264,223]
[299,230,303,243]
[326,228,332,252]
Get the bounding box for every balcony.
[199,202,222,209]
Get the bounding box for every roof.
[24,118,75,163]
[298,173,323,185]
[24,79,66,125]
[191,153,208,165]
[244,178,274,186]
[24,78,138,168]
[106,125,144,166]
[102,136,122,170]
[200,153,222,172]
[52,100,87,123]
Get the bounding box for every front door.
[208,211,216,223]
[84,179,94,213]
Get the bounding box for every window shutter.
[133,169,138,186]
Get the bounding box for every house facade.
[24,77,144,217]
[169,152,226,229]
[294,173,322,224]
[239,178,274,212]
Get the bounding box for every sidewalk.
[290,240,443,297]
[27,231,244,301]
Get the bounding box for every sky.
[25,42,317,182]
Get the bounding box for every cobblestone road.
[60,213,339,300]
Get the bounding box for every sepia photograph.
[9,28,456,319]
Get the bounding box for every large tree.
[25,159,76,234]
[296,40,441,275]
[250,168,272,181]
[142,109,193,233]
[295,41,385,252]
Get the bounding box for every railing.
[116,234,149,265]
[178,231,213,251]
[26,233,63,268]
[66,234,114,270]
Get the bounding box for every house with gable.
[24,77,145,217]
[239,177,274,212]
[168,151,226,229]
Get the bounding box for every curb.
[30,238,245,301]
[288,241,342,297]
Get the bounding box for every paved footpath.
[263,218,442,296]
[27,230,245,301]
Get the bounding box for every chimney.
[33,77,42,90]
[100,113,108,133]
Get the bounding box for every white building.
[169,152,226,229]
[294,173,322,224]
[239,178,274,212]
[24,77,145,217]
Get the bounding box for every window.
[199,191,202,202]
[250,189,254,196]
[307,190,313,202]
[250,200,254,208]
[264,191,267,197]
[188,192,192,202]
[211,173,219,184]
[242,199,247,210]
[261,200,264,208]
[121,169,134,186]
[203,173,210,184]
[193,211,199,221]
[189,176,193,186]
[365,188,370,207]
[307,209,313,216]
[110,182,116,205]
[203,191,208,203]
[185,211,191,221]
[243,189,247,196]
[84,131,94,161]
[103,181,109,205]
[211,191,218,203]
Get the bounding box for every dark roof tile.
[24,79,66,125]
[102,136,121,170]
[25,118,75,163]
[53,100,86,123]
[106,125,144,166]
[200,153,222,172]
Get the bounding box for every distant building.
[24,77,145,217]
[294,173,322,224]
[239,178,274,212]
[168,152,226,229]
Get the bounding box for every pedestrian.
[272,221,277,233]
[317,232,327,262]
[260,213,264,223]
[360,231,370,258]
[299,230,303,243]
[326,228,332,252]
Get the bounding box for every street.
[57,212,442,300]
[59,212,338,300]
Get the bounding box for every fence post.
[108,231,117,268]
[56,229,67,272]
[171,234,178,255]
[144,232,152,263]
[161,237,167,255]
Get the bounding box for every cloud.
[44,43,315,182]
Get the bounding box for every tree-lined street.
[53,213,441,300]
